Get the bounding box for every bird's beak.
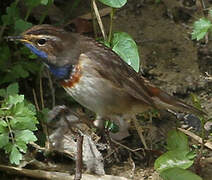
[6,36,31,44]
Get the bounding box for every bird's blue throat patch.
[24,43,70,79]
[48,65,71,79]
[24,43,48,59]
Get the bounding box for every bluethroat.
[7,24,206,127]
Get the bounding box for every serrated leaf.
[9,145,22,165]
[98,0,127,8]
[16,141,27,153]
[8,95,24,105]
[111,32,140,72]
[0,133,9,148]
[15,130,37,143]
[1,2,20,25]
[191,18,212,41]
[160,167,202,180]
[0,120,8,133]
[4,142,13,153]
[6,83,19,96]
[15,19,32,34]
[167,130,189,151]
[154,150,194,172]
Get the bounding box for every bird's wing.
[82,39,205,115]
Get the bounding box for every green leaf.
[0,120,8,133]
[15,130,37,143]
[98,0,127,8]
[0,89,7,97]
[105,120,119,133]
[8,95,24,105]
[15,19,32,34]
[0,45,10,71]
[9,145,22,165]
[191,18,212,41]
[41,0,53,5]
[0,133,9,148]
[1,2,20,25]
[4,142,13,153]
[167,130,189,151]
[16,141,27,153]
[24,0,42,8]
[160,167,202,180]
[111,32,140,72]
[154,150,194,172]
[6,83,19,96]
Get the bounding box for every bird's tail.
[147,86,206,116]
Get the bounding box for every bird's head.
[7,24,81,79]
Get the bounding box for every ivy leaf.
[15,130,37,143]
[6,83,19,96]
[97,0,127,8]
[111,32,140,72]
[9,145,22,165]
[160,167,202,180]
[154,150,194,173]
[167,130,189,151]
[0,133,9,148]
[191,18,212,41]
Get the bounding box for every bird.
[7,24,206,128]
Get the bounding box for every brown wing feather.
[79,36,206,115]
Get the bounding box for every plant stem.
[25,7,32,21]
[90,0,97,39]
[108,8,115,43]
[92,0,106,41]
[39,1,53,24]
[5,116,15,144]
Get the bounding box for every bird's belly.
[63,74,139,116]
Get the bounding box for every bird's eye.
[37,38,46,46]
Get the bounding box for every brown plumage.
[7,24,206,120]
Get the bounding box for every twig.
[178,128,212,150]
[92,0,106,40]
[111,138,144,159]
[74,133,83,180]
[132,117,148,150]
[32,89,40,111]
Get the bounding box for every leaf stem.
[108,8,115,43]
[5,116,15,144]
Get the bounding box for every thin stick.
[74,133,83,180]
[32,89,40,111]
[92,0,106,40]
[178,128,212,150]
[132,117,148,150]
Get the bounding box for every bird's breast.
[60,64,82,88]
